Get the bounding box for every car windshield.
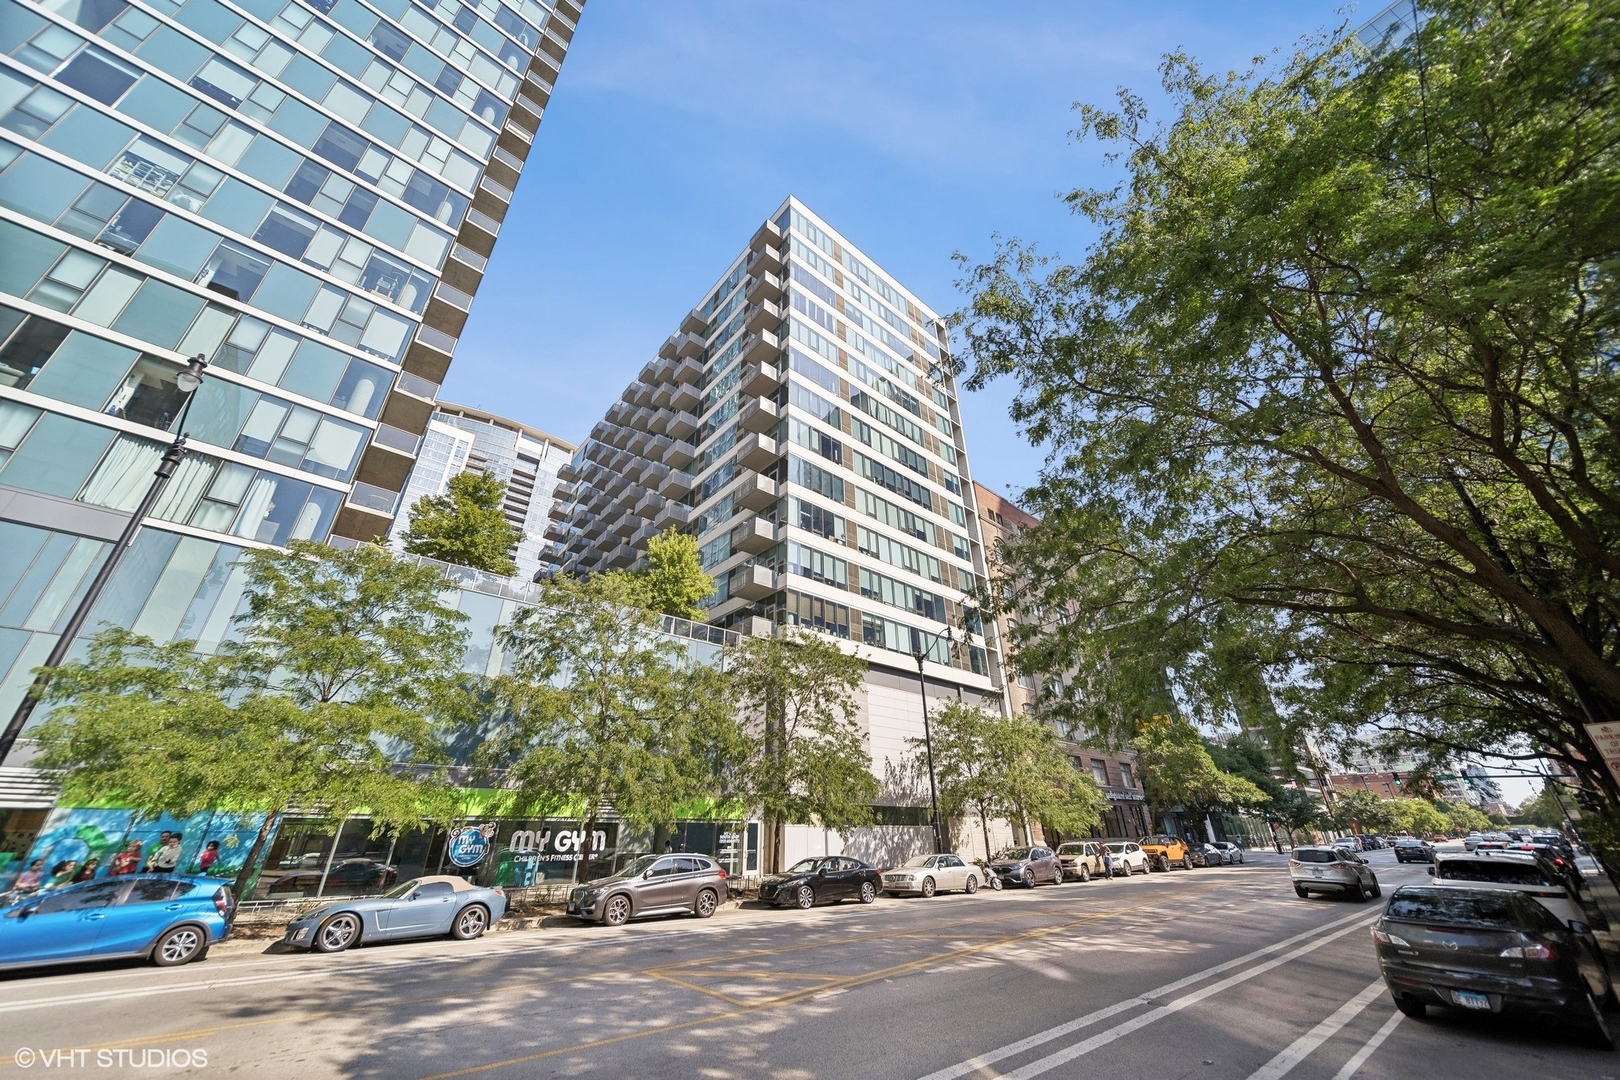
[784,858,826,875]
[383,879,421,899]
[1386,889,1519,927]
[1143,836,1173,845]
[901,856,936,868]
[1104,843,1128,853]
[994,848,1031,861]
[610,855,662,880]
[1294,849,1339,863]
[1057,843,1087,855]
[1436,861,1558,887]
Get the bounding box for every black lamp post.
[912,625,957,855]
[0,354,209,766]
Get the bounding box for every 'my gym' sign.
[507,823,618,862]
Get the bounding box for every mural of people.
[71,857,100,883]
[110,841,143,876]
[195,840,221,874]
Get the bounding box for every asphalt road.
[0,849,1611,1079]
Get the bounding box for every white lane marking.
[1247,978,1387,1080]
[1331,1010,1403,1080]
[915,906,1379,1080]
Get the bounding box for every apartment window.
[1119,763,1135,788]
[789,418,841,464]
[780,591,850,639]
[1090,760,1109,786]
[786,541,847,588]
[789,455,844,502]
[789,497,844,540]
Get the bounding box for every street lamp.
[0,354,209,765]
[912,625,957,855]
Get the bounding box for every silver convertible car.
[281,876,505,952]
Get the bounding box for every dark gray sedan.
[282,876,505,952]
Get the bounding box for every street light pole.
[912,626,956,856]
[0,355,209,766]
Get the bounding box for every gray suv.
[988,846,1063,888]
[567,854,729,926]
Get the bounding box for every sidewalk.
[1575,855,1620,975]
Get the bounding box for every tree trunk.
[226,805,282,930]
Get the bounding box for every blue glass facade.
[0,0,580,730]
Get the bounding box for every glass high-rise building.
[0,0,581,745]
[387,401,572,581]
[546,199,1007,830]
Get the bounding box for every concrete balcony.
[672,357,704,385]
[750,219,783,253]
[659,470,693,499]
[738,397,779,434]
[606,542,636,569]
[730,517,779,555]
[664,440,696,469]
[745,299,781,333]
[747,245,782,278]
[736,474,779,512]
[735,431,779,472]
[674,332,705,361]
[654,502,690,530]
[666,411,698,440]
[742,330,781,367]
[731,563,778,602]
[739,361,781,398]
[670,382,701,412]
[680,311,707,336]
[746,271,783,304]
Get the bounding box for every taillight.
[1371,927,1410,947]
[1288,860,1301,868]
[493,887,505,897]
[1499,943,1555,960]
[213,888,232,915]
[717,868,727,879]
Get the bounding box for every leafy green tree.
[728,630,875,874]
[954,0,1620,806]
[32,541,468,914]
[483,572,745,881]
[1269,786,1322,843]
[1131,716,1269,820]
[921,701,1103,855]
[1516,784,1567,829]
[1325,789,1403,836]
[403,471,523,575]
[1444,804,1494,836]
[1391,798,1449,838]
[637,528,716,619]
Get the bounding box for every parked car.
[284,875,505,950]
[987,846,1063,888]
[1139,835,1196,872]
[881,853,980,897]
[565,854,728,926]
[1056,841,1106,881]
[758,856,879,909]
[1199,844,1229,866]
[1330,836,1364,852]
[1393,837,1435,863]
[1430,851,1591,931]
[1102,841,1151,876]
[1374,885,1612,1048]
[0,874,232,972]
[1290,846,1381,901]
[1208,841,1244,864]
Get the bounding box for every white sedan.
[881,854,981,897]
[1104,841,1152,876]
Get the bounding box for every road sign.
[1584,723,1620,787]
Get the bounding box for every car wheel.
[1078,864,1090,883]
[965,875,979,894]
[921,876,936,898]
[1123,861,1134,877]
[314,913,361,953]
[1351,883,1367,902]
[151,924,207,967]
[795,884,816,909]
[1370,878,1382,898]
[694,888,719,918]
[1394,995,1427,1019]
[1022,869,1036,888]
[1295,885,1310,898]
[451,904,489,940]
[859,881,877,904]
[1237,854,1244,864]
[989,874,1004,890]
[603,894,632,927]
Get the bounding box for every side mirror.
[1570,920,1591,934]
[11,904,39,919]
[406,892,419,902]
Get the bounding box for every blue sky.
[445,0,1354,499]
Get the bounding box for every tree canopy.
[955,0,1620,804]
[1130,716,1269,816]
[403,470,524,575]
[637,528,717,619]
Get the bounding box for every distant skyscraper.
[0,0,582,734]
[390,402,571,580]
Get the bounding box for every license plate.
[1451,990,1491,1010]
[1312,868,1323,877]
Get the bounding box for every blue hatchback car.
[0,874,233,972]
